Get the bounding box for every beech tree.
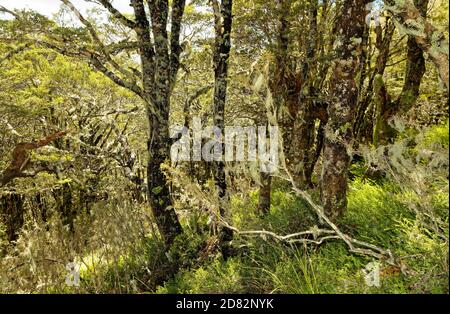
[320,0,368,219]
[211,0,234,256]
[54,0,187,246]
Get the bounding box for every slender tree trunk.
[320,0,367,219]
[372,74,392,146]
[397,0,429,112]
[292,0,319,188]
[271,0,295,172]
[258,171,271,215]
[355,19,395,143]
[212,0,233,257]
[372,0,429,145]
[258,118,272,216]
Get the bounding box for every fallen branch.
[165,154,398,269]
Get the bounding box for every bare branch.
[0,5,19,19]
[94,0,137,29]
[59,0,138,82]
[89,53,144,97]
[130,0,156,100]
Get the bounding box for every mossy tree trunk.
[374,0,429,145]
[355,19,395,143]
[130,0,186,246]
[372,0,430,146]
[397,0,429,111]
[289,0,319,189]
[54,0,186,247]
[320,0,367,219]
[212,0,234,257]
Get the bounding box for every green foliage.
[154,168,448,294]
[230,188,316,234]
[343,180,412,245]
[420,119,449,149]
[168,227,211,270]
[157,257,246,294]
[0,0,448,296]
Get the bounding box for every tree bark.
[355,19,395,143]
[396,0,429,113]
[212,0,234,258]
[320,0,367,219]
[372,0,429,145]
[258,171,271,215]
[290,0,319,188]
[130,0,185,246]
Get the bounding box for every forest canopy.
[0,0,448,294]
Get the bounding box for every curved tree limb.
[0,131,68,187]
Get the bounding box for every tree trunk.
[355,19,395,143]
[130,0,186,247]
[372,74,392,146]
[372,0,429,145]
[396,0,429,112]
[385,0,449,92]
[290,0,319,188]
[147,114,183,246]
[212,0,234,258]
[320,0,367,219]
[258,171,271,215]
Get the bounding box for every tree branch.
[169,0,186,89]
[0,131,68,187]
[59,0,138,82]
[94,0,137,29]
[0,5,19,19]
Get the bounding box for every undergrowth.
[0,122,447,294]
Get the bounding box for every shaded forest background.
[0,0,448,293]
